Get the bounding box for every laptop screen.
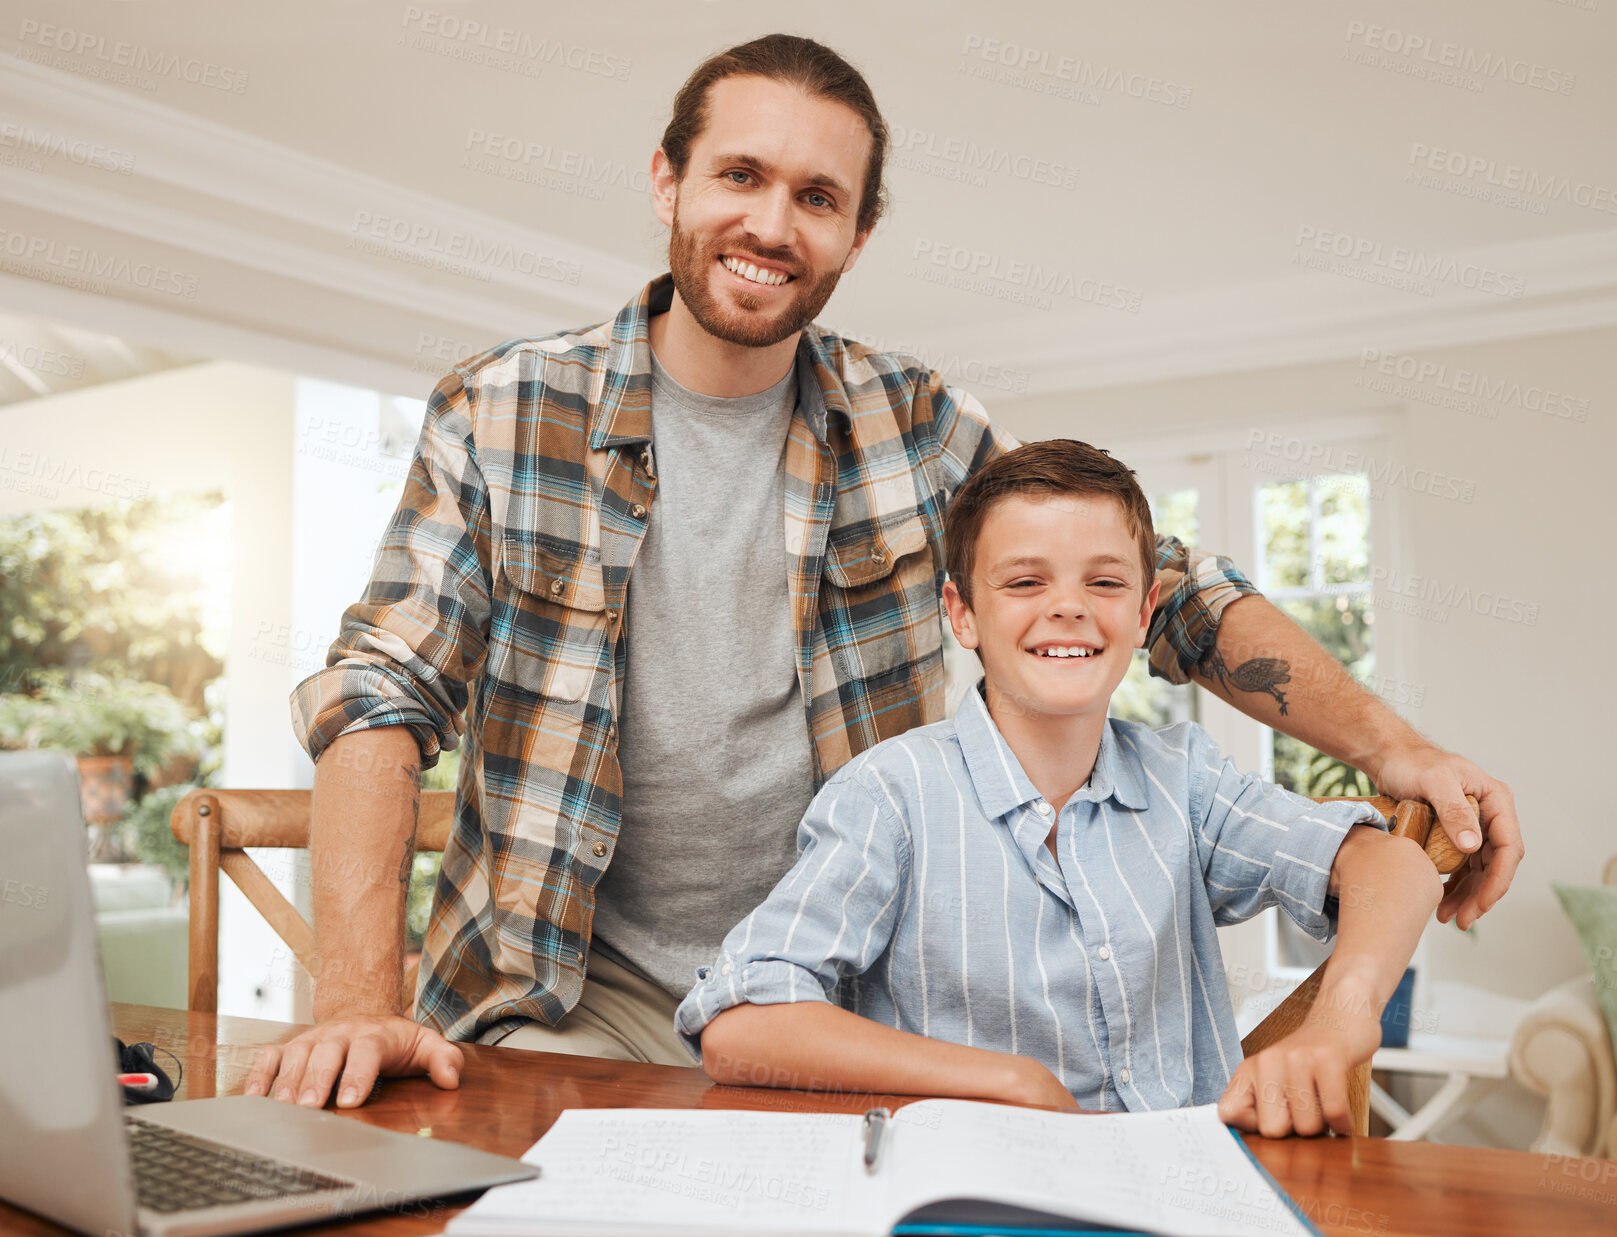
[0,750,140,1237]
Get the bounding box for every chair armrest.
[1508,975,1615,1158]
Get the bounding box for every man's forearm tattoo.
[1201,648,1292,716]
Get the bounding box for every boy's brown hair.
[945,439,1157,608]
[660,34,890,236]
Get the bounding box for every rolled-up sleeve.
[1183,726,1386,941]
[290,374,494,769]
[1145,535,1261,685]
[673,773,910,1061]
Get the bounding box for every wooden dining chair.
[1239,794,1473,1135]
[169,788,456,1014]
[173,786,1471,1136]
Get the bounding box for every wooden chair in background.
[169,788,455,1014]
[174,787,1471,1135]
[1239,794,1472,1135]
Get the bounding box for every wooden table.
[3,1005,1613,1237]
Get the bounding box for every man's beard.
[667,208,846,348]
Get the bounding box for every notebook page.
[446,1108,880,1236]
[881,1100,1312,1237]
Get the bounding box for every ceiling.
[1,0,1613,400]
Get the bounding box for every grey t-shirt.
[588,352,816,997]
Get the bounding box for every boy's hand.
[1217,998,1381,1137]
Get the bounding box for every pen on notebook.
[118,1073,159,1092]
[862,1107,890,1174]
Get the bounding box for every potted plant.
[0,674,201,856]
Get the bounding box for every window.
[1256,473,1376,798]
[1110,486,1200,729]
[1253,471,1379,974]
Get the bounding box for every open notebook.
[445,1098,1321,1237]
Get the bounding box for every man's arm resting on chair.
[1193,594,1522,930]
[1217,825,1443,1137]
[244,727,463,1109]
[701,1001,1080,1111]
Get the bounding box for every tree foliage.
[0,494,225,708]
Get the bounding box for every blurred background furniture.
[1369,980,1527,1142]
[89,862,186,1008]
[1508,855,1617,1159]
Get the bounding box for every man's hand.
[244,1014,463,1109]
[1369,743,1522,931]
[1217,1002,1381,1138]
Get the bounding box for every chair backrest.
[169,788,455,1014]
[174,787,1469,1134]
[1239,794,1472,1135]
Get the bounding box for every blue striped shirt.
[674,683,1385,1110]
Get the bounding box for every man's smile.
[719,254,795,287]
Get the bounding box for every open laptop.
[0,750,537,1237]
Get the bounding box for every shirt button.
[1097,945,1112,962]
[1119,1067,1132,1086]
[640,447,653,473]
[549,578,564,595]
[631,503,647,520]
[607,610,619,624]
[1035,801,1052,817]
[720,962,733,977]
[591,841,607,857]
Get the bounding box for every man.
[248,35,1520,1110]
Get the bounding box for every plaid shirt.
[290,275,1258,1043]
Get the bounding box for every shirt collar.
[591,274,851,451]
[954,680,1151,819]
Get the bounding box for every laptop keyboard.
[126,1117,353,1213]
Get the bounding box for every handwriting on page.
[447,1109,872,1235]
[888,1102,1311,1237]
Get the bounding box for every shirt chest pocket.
[493,533,610,703]
[821,513,942,682]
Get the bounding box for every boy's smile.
[944,494,1157,738]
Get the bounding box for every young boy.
[673,440,1442,1136]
